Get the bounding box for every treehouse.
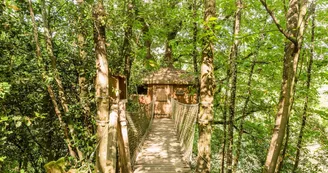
[139,67,197,118]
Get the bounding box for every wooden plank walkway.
[133,118,191,173]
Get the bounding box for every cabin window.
[137,85,147,95]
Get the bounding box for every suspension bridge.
[121,98,198,173]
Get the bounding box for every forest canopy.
[0,0,327,172]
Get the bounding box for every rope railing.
[126,100,154,166]
[171,98,199,163]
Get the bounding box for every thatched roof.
[142,68,195,85]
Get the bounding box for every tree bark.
[77,0,91,132]
[93,1,110,172]
[41,0,69,114]
[123,2,133,89]
[276,25,307,172]
[274,120,289,173]
[192,0,198,75]
[192,0,200,103]
[220,86,229,173]
[196,0,216,172]
[226,0,242,172]
[292,5,315,172]
[263,0,308,172]
[28,0,77,159]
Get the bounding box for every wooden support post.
[118,100,132,173]
[108,104,118,172]
[108,76,120,172]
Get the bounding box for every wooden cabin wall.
[172,85,197,104]
[138,84,198,118]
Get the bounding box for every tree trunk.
[77,0,91,132]
[123,2,133,89]
[276,29,307,172]
[93,1,110,172]
[41,0,69,114]
[275,120,289,173]
[41,0,83,160]
[226,0,242,172]
[192,0,200,103]
[263,0,308,172]
[221,86,229,173]
[141,20,152,60]
[164,25,180,67]
[28,0,77,159]
[196,0,216,172]
[292,5,315,172]
[233,59,255,172]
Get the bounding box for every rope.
[126,100,155,166]
[95,119,109,126]
[171,98,199,164]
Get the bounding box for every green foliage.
[0,0,327,172]
[0,82,11,98]
[44,157,66,173]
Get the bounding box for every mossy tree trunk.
[196,0,216,172]
[226,0,242,172]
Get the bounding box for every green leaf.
[0,156,6,162]
[209,17,217,21]
[0,116,8,123]
[16,121,22,128]
[214,25,221,30]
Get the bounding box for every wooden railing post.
[118,100,132,173]
[108,103,118,172]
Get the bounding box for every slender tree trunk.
[93,1,110,172]
[41,0,69,114]
[192,0,200,103]
[41,0,83,160]
[144,27,152,60]
[123,2,133,88]
[275,120,289,173]
[196,0,216,172]
[141,18,152,60]
[276,31,307,172]
[275,49,305,172]
[139,17,152,60]
[28,0,77,159]
[192,4,198,75]
[226,0,242,172]
[233,60,255,172]
[134,2,153,61]
[164,25,181,67]
[263,0,308,172]
[292,6,315,172]
[77,0,91,132]
[221,86,229,173]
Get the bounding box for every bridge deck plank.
[133,118,192,173]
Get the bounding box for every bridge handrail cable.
[171,98,199,164]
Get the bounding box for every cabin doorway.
[154,85,171,118]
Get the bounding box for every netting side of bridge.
[171,98,199,163]
[126,100,154,166]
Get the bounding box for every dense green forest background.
[0,0,327,172]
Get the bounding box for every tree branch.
[259,0,297,44]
